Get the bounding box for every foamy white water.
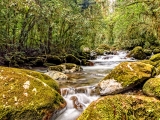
[55,51,135,120]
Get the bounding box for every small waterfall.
[55,50,134,120]
[55,86,99,120]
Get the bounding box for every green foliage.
[1,0,159,56]
[0,0,105,55]
[112,0,160,49]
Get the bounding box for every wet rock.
[98,62,153,95]
[48,63,82,73]
[143,78,160,98]
[45,71,68,80]
[65,54,81,65]
[0,66,66,120]
[77,95,160,120]
[4,52,27,67]
[45,55,62,65]
[127,46,147,60]
[99,79,123,95]
[70,96,86,111]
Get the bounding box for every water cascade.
[55,51,135,120]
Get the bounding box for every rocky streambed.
[1,52,160,120]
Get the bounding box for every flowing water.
[55,51,135,120]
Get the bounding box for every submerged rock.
[77,95,160,120]
[98,62,153,95]
[0,66,66,120]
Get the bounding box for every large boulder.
[127,46,147,60]
[98,62,153,95]
[143,78,160,98]
[77,95,160,120]
[0,66,66,120]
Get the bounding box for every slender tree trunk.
[47,25,52,53]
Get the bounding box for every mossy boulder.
[77,95,160,120]
[48,63,82,73]
[97,44,110,50]
[143,49,152,56]
[65,54,81,65]
[155,65,160,75]
[45,55,62,65]
[139,60,156,66]
[153,48,160,54]
[149,53,160,62]
[98,62,153,95]
[0,66,66,119]
[95,49,104,55]
[26,57,45,67]
[127,46,147,60]
[4,52,27,67]
[143,78,160,97]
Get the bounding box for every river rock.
[127,46,147,60]
[98,62,153,95]
[77,95,160,120]
[48,63,82,73]
[65,54,81,65]
[0,66,66,120]
[143,78,160,98]
[45,71,68,80]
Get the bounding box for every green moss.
[46,55,62,65]
[143,78,160,97]
[48,65,64,72]
[0,66,66,119]
[65,54,81,65]
[153,48,160,54]
[97,44,110,50]
[23,69,60,92]
[48,63,82,73]
[61,63,82,71]
[77,95,160,120]
[139,60,157,66]
[102,62,153,87]
[95,49,104,55]
[143,49,152,56]
[128,46,147,60]
[150,53,160,62]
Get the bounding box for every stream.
[54,51,135,120]
[32,51,134,120]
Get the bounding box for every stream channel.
[33,51,135,120]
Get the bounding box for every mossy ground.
[0,66,66,119]
[77,95,160,120]
[102,62,153,87]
